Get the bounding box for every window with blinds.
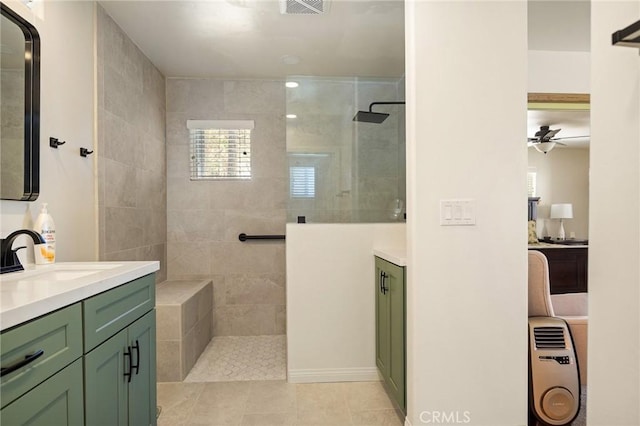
[187,120,254,180]
[290,166,316,198]
[527,170,537,197]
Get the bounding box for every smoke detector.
[280,0,326,15]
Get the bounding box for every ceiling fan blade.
[544,129,561,140]
[552,135,590,140]
[556,141,567,146]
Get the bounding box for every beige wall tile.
[167,242,211,278]
[194,314,212,360]
[214,305,277,336]
[275,305,286,335]
[166,78,286,337]
[157,340,182,382]
[168,209,226,243]
[103,159,137,208]
[97,6,167,279]
[157,304,181,340]
[224,274,285,306]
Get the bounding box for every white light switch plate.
[440,199,476,226]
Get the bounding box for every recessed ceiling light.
[285,81,299,88]
[286,114,297,119]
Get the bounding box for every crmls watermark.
[419,410,472,424]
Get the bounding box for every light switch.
[440,199,476,226]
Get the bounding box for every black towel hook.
[80,148,94,157]
[49,137,66,148]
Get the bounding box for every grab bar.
[238,233,286,242]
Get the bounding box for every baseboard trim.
[287,367,380,383]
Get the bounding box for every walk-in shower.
[286,76,406,223]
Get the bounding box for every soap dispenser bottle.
[33,203,56,264]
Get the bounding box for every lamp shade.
[550,203,573,219]
[533,142,557,154]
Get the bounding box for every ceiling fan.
[527,125,588,154]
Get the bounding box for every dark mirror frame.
[1,2,40,201]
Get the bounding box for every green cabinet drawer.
[0,357,84,425]
[83,274,156,352]
[1,304,82,409]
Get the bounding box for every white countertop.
[373,248,407,266]
[0,261,159,331]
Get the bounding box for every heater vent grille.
[282,0,324,14]
[534,327,566,349]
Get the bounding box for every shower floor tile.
[184,335,286,382]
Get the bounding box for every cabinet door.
[127,311,157,426]
[374,257,406,413]
[85,329,128,426]
[386,261,405,411]
[375,259,390,378]
[0,358,84,426]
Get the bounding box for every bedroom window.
[527,169,537,197]
[188,120,254,180]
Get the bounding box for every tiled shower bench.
[155,280,213,382]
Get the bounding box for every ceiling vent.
[280,0,325,15]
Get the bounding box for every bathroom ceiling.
[528,0,590,52]
[99,1,590,80]
[98,0,405,79]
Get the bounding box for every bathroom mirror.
[1,3,40,201]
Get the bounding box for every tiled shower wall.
[166,79,286,336]
[96,6,167,282]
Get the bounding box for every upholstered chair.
[528,250,588,385]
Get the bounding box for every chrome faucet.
[0,229,46,274]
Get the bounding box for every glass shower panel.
[286,76,406,223]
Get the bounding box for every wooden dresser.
[528,246,588,294]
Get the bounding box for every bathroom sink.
[1,262,124,283]
[21,270,103,282]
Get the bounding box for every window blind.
[188,120,254,180]
[290,166,316,198]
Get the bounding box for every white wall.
[406,2,527,425]
[529,148,590,239]
[0,0,96,262]
[286,223,405,383]
[528,50,590,93]
[588,1,640,424]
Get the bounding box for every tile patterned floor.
[157,380,404,426]
[185,336,287,382]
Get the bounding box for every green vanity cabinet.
[84,273,157,426]
[374,256,406,413]
[0,271,156,426]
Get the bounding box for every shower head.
[352,101,406,124]
[353,110,390,123]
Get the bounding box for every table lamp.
[550,203,573,240]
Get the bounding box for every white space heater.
[528,317,581,426]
